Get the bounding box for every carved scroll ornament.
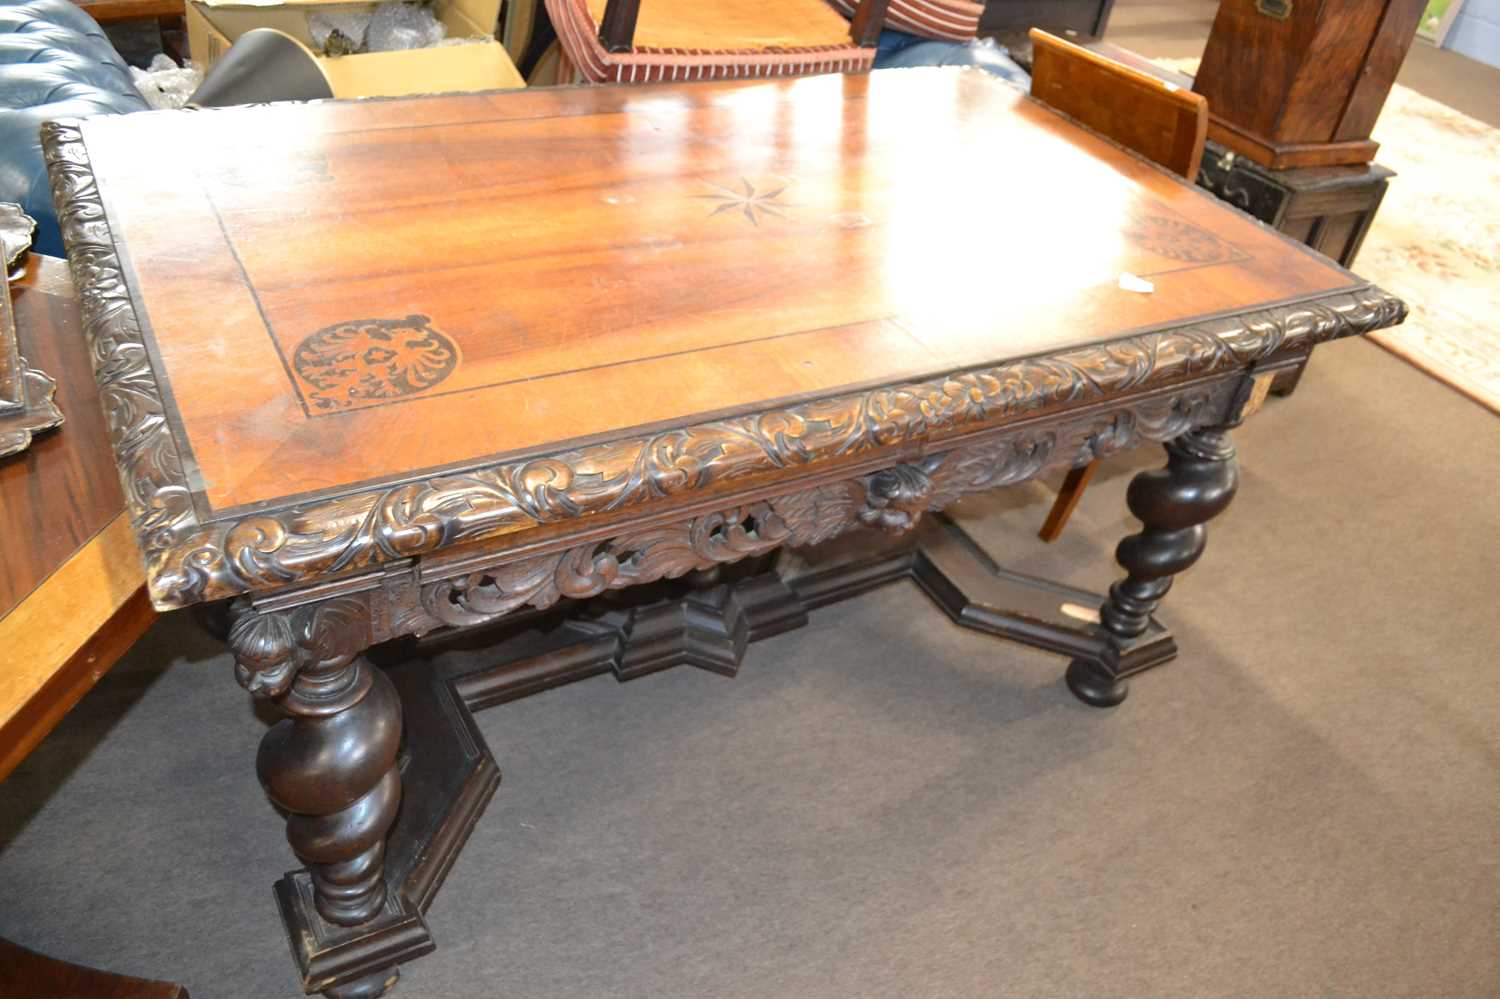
[229,595,374,699]
[43,118,1407,611]
[413,380,1238,633]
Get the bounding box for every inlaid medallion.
[293,315,459,411]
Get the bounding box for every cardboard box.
[186,0,525,99]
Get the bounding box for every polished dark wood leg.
[321,968,404,999]
[259,657,401,927]
[1066,427,1239,707]
[229,598,407,997]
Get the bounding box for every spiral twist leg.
[259,657,403,925]
[1066,427,1239,707]
[230,599,404,929]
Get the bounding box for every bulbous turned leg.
[231,598,403,927]
[1066,427,1239,707]
[1064,657,1132,708]
[258,658,402,924]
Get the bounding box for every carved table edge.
[236,371,1229,652]
[41,117,1409,612]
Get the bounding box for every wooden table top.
[42,69,1402,611]
[0,256,154,781]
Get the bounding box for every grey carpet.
[2,334,1498,999]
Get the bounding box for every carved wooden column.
[1066,427,1239,707]
[229,597,404,953]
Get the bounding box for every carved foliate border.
[42,118,1408,612]
[230,376,1237,693]
[409,379,1238,636]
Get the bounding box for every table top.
[0,256,154,781]
[42,69,1402,611]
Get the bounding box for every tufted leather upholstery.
[1,0,147,257]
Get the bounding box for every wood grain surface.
[0,255,153,783]
[587,0,854,50]
[1332,0,1430,143]
[1029,28,1207,180]
[71,0,185,23]
[0,257,126,616]
[1192,0,1425,167]
[0,937,187,999]
[71,70,1358,520]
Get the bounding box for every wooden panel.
[1082,39,1194,88]
[1280,217,1316,244]
[1334,0,1429,142]
[71,0,184,22]
[0,511,152,782]
[1029,28,1207,179]
[0,256,125,618]
[1196,137,1393,268]
[1308,213,1361,266]
[1278,1,1388,142]
[0,938,186,999]
[1193,0,1425,168]
[0,254,152,782]
[70,71,1357,520]
[1194,0,1322,139]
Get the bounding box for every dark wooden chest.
[1196,140,1393,270]
[1192,0,1427,169]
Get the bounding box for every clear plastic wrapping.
[129,54,205,110]
[308,2,448,55]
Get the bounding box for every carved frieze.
[404,380,1241,634]
[421,503,792,629]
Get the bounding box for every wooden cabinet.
[1196,140,1393,270]
[1192,0,1428,168]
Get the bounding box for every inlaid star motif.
[697,178,790,226]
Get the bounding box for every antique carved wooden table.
[42,68,1404,997]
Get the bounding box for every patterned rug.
[1359,85,1500,413]
[1160,59,1500,415]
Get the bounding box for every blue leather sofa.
[1,0,146,257]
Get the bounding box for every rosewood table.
[42,68,1405,997]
